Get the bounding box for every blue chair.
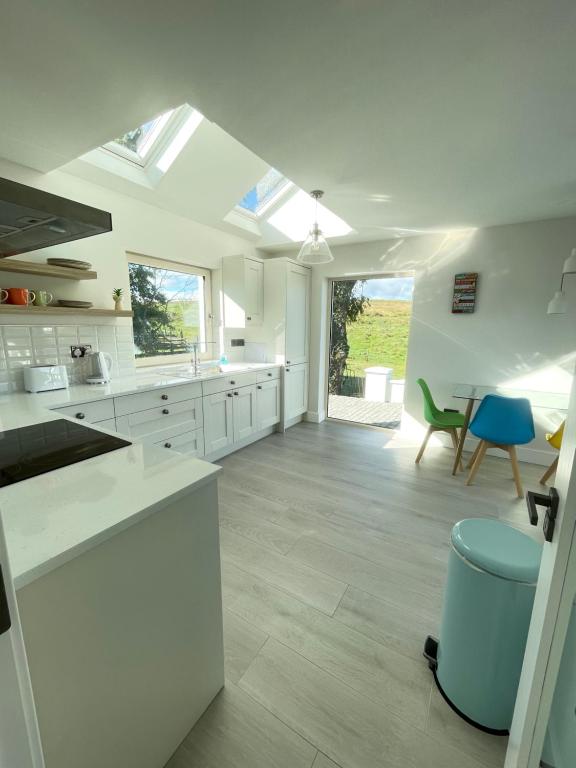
[465,394,535,497]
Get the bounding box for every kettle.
[86,351,113,384]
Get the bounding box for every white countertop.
[0,361,279,589]
[0,361,281,413]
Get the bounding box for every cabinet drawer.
[114,382,202,416]
[115,397,203,439]
[93,418,117,432]
[154,428,204,458]
[256,367,280,383]
[55,398,114,424]
[202,372,257,396]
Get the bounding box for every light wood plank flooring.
[167,421,544,768]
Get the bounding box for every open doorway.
[327,275,414,428]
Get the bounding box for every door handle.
[0,564,11,636]
[526,487,559,543]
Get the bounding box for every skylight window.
[267,189,353,241]
[237,168,290,215]
[107,110,174,165]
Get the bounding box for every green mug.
[33,290,54,307]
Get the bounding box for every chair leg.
[508,446,524,498]
[415,426,435,464]
[467,441,482,469]
[466,440,488,486]
[448,428,465,472]
[540,456,559,486]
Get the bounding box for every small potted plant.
[112,287,124,311]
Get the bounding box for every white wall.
[0,158,262,366]
[286,216,576,464]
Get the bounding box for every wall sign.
[452,272,478,314]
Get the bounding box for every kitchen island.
[0,395,223,768]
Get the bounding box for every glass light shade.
[297,225,334,264]
[562,248,576,275]
[547,290,567,315]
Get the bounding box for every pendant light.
[297,190,334,264]
[547,248,576,314]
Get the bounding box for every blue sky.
[361,276,414,301]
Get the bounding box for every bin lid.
[451,519,542,583]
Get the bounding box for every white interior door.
[0,515,44,768]
[506,375,576,768]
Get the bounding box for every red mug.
[1,288,36,305]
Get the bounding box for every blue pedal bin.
[424,518,542,734]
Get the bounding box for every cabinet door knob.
[75,412,85,419]
[257,385,262,390]
[267,372,272,377]
[246,316,252,321]
[230,380,236,385]
[162,408,170,415]
[227,393,233,397]
[161,394,168,400]
[164,442,172,449]
[286,360,291,365]
[285,368,290,373]
[234,391,239,396]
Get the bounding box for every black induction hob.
[0,419,131,488]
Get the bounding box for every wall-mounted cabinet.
[222,255,264,328]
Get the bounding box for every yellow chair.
[540,422,565,485]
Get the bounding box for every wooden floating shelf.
[0,305,132,317]
[0,259,97,280]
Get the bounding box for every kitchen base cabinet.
[284,363,308,427]
[256,379,281,430]
[233,385,257,442]
[115,397,203,440]
[16,480,223,768]
[203,391,234,455]
[155,427,204,458]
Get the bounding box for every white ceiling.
[2,0,576,249]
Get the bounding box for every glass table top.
[452,384,570,410]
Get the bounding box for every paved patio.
[328,394,403,429]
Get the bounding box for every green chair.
[415,378,466,467]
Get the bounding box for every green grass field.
[345,299,412,380]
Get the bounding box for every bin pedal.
[423,635,438,670]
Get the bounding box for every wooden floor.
[167,420,543,768]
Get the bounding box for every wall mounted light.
[547,248,576,314]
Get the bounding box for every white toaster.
[24,365,69,393]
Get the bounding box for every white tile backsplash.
[0,323,136,391]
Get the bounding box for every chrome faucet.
[190,341,200,376]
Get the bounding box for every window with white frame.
[127,254,213,365]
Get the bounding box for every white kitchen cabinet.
[284,363,308,422]
[285,263,310,365]
[264,258,310,367]
[203,391,234,454]
[115,397,203,440]
[256,379,281,429]
[154,427,204,458]
[232,385,257,441]
[222,255,264,328]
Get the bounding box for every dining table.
[450,384,570,476]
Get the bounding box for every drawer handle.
[234,391,239,396]
[267,372,272,377]
[164,442,172,449]
[247,316,252,321]
[162,408,170,415]
[161,394,168,401]
[257,385,262,390]
[227,393,233,398]
[230,380,236,385]
[76,412,85,420]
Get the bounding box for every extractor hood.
[0,177,112,258]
